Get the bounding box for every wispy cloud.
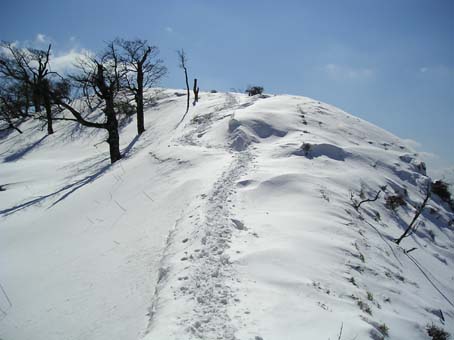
[35,33,50,44]
[401,138,421,150]
[165,26,173,33]
[418,65,454,76]
[324,63,374,80]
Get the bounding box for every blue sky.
[1,0,453,174]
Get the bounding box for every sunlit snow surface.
[1,90,453,340]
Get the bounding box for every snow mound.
[240,119,288,139]
[228,120,256,151]
[292,142,351,161]
[228,117,287,151]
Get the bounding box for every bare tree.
[395,184,431,245]
[0,42,54,134]
[115,39,166,134]
[51,48,125,163]
[177,49,190,117]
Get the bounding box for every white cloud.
[1,35,92,74]
[165,26,173,33]
[419,67,428,73]
[50,49,93,74]
[35,33,49,44]
[324,63,374,80]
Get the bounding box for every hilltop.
[0,90,453,340]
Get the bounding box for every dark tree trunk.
[45,105,53,134]
[107,126,121,163]
[105,99,122,163]
[136,67,145,134]
[184,66,190,114]
[43,90,54,135]
[24,86,30,116]
[33,99,41,113]
[32,89,41,113]
[193,78,199,105]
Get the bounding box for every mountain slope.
[0,90,453,340]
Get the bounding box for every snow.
[1,90,453,340]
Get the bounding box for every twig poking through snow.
[114,200,127,212]
[337,322,344,340]
[0,281,12,308]
[143,191,154,202]
[354,189,382,210]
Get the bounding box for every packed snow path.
[181,151,252,339]
[146,93,256,340]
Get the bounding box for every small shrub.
[301,142,312,156]
[427,323,451,340]
[374,211,381,221]
[357,300,372,315]
[359,184,367,199]
[367,291,374,301]
[428,229,436,241]
[320,189,330,202]
[385,194,406,211]
[401,187,409,197]
[245,85,264,96]
[432,180,450,200]
[210,89,218,93]
[432,180,454,209]
[359,253,365,263]
[378,323,389,337]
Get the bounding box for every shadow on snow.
[0,156,110,217]
[3,135,48,162]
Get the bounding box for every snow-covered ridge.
[0,90,453,340]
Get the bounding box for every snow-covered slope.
[0,90,453,340]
